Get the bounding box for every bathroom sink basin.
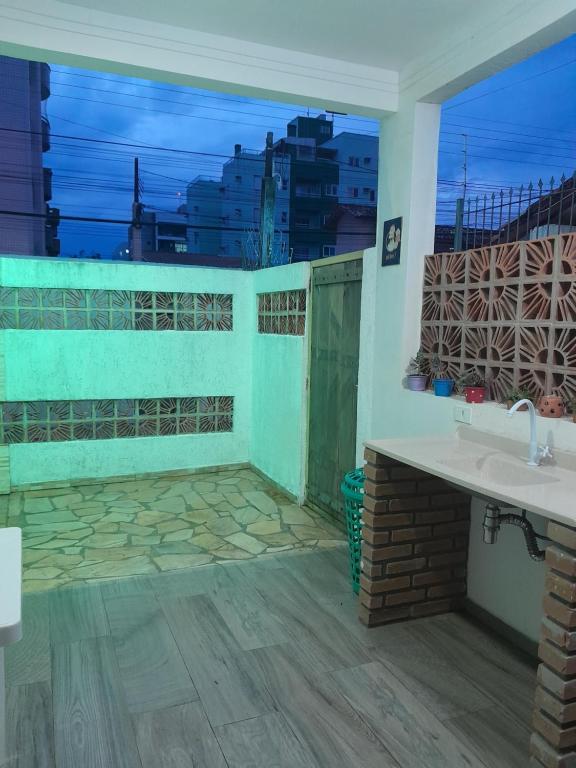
[437,454,559,488]
[365,427,576,526]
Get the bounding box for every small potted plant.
[430,354,454,397]
[457,370,487,404]
[406,349,428,391]
[502,387,534,411]
[567,400,576,423]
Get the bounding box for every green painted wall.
[251,263,310,499]
[0,255,310,495]
[1,256,252,486]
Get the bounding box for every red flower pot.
[464,386,486,404]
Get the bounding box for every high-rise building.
[321,132,378,206]
[186,176,222,255]
[218,144,291,262]
[129,209,188,260]
[281,115,339,261]
[185,114,378,263]
[0,56,59,256]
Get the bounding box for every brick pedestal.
[359,447,471,627]
[531,521,576,767]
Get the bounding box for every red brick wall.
[360,447,471,627]
[532,521,576,767]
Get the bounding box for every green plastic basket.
[340,468,365,595]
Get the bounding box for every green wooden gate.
[307,257,363,523]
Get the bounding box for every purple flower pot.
[407,374,428,391]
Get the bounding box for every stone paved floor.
[1,467,346,592]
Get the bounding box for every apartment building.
[0,55,59,256]
[185,115,378,262]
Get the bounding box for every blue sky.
[43,33,576,256]
[437,33,576,224]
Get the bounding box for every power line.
[49,90,379,135]
[438,148,574,172]
[49,78,379,133]
[440,137,576,165]
[51,113,160,149]
[443,112,576,138]
[445,55,576,112]
[49,67,378,129]
[0,207,377,236]
[441,126,576,153]
[0,125,380,176]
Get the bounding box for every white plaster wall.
[468,502,546,642]
[393,392,576,644]
[357,378,576,642]
[354,98,556,645]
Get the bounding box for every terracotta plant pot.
[406,374,428,392]
[464,386,486,404]
[538,395,565,419]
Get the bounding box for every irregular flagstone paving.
[1,468,346,592]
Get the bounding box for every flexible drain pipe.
[483,503,547,561]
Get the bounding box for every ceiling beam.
[0,1,398,116]
[401,0,576,103]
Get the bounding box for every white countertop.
[0,528,22,647]
[366,427,576,527]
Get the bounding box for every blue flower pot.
[433,378,454,397]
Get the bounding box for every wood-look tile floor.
[4,547,536,768]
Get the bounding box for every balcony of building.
[40,62,50,100]
[42,167,52,201]
[40,116,50,152]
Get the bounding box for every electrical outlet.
[453,406,472,424]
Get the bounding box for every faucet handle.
[537,445,553,463]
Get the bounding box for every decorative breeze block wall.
[0,288,233,331]
[257,290,306,335]
[0,396,233,443]
[421,234,576,402]
[360,448,470,627]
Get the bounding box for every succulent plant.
[429,354,446,380]
[456,369,486,391]
[502,386,535,405]
[406,348,427,376]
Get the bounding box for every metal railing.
[451,173,576,251]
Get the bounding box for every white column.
[0,528,23,765]
[0,648,5,765]
[357,99,441,455]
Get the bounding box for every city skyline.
[2,31,575,258]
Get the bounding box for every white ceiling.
[60,0,507,71]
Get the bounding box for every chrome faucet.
[507,399,552,467]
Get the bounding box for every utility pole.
[453,134,468,252]
[259,132,276,268]
[131,157,143,261]
[462,133,468,201]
